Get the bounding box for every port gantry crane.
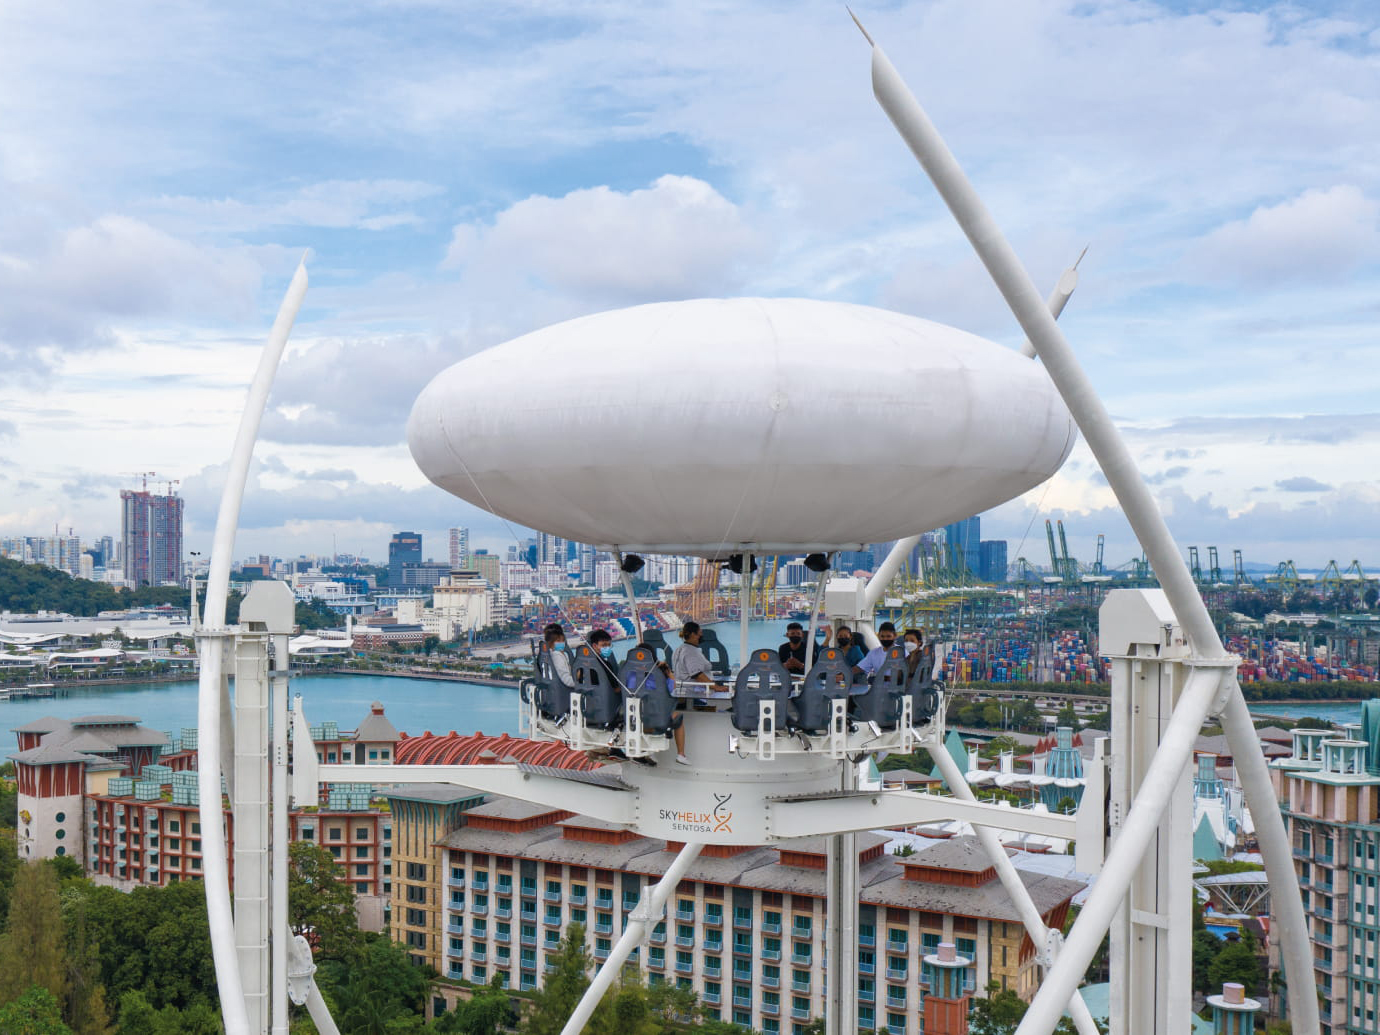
[189,18,1319,1035]
[1233,548,1250,587]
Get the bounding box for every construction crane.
[1093,534,1105,576]
[1208,546,1223,586]
[164,478,181,496]
[1188,546,1203,586]
[1056,519,1076,582]
[122,470,158,491]
[1233,549,1249,587]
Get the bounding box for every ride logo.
[659,793,733,834]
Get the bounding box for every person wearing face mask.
[543,623,575,689]
[834,625,867,668]
[778,621,831,674]
[589,628,621,686]
[854,621,899,679]
[902,628,927,679]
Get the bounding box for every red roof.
[395,731,600,770]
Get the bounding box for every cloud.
[444,175,769,307]
[298,467,358,482]
[1163,448,1205,460]
[1145,466,1190,485]
[58,472,127,501]
[0,212,264,362]
[146,179,445,234]
[261,334,459,447]
[0,420,15,439]
[1188,185,1380,286]
[1275,475,1334,493]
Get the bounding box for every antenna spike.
[847,6,874,47]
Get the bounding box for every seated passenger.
[902,628,926,680]
[545,622,575,686]
[834,625,867,669]
[627,642,687,765]
[590,628,621,685]
[778,621,831,674]
[855,621,899,679]
[672,621,728,697]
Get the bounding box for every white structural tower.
[190,21,1318,1035]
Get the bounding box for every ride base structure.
[193,17,1319,1035]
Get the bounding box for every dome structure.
[409,297,1075,557]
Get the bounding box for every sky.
[1,0,1377,574]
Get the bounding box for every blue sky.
[1,0,1377,572]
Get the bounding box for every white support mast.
[856,21,1318,1035]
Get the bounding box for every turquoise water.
[1247,701,1365,726]
[0,674,524,743]
[0,621,803,743]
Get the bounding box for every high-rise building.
[537,532,565,567]
[979,540,1008,583]
[121,490,184,587]
[943,517,981,575]
[388,532,423,588]
[448,527,469,569]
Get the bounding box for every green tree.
[289,841,362,962]
[1055,703,1079,729]
[317,935,429,1035]
[968,982,1028,1034]
[431,977,515,1034]
[0,863,68,1006]
[0,986,76,1035]
[525,924,594,1035]
[1208,935,1263,993]
[61,894,113,1035]
[113,990,221,1035]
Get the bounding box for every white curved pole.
[861,32,1318,1035]
[198,260,308,1035]
[559,842,704,1035]
[863,535,919,610]
[928,734,1100,1035]
[1018,249,1084,359]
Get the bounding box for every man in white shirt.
[855,621,899,678]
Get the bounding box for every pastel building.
[391,787,1083,1035]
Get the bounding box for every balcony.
[496,880,513,895]
[762,920,782,935]
[886,968,907,983]
[543,915,563,929]
[520,908,537,923]
[594,921,614,935]
[448,875,466,889]
[545,890,562,903]
[761,1000,780,1016]
[447,945,463,960]
[761,947,782,962]
[704,940,723,954]
[791,952,812,966]
[761,972,780,989]
[647,956,666,971]
[676,908,695,922]
[704,961,723,979]
[792,926,813,941]
[732,995,752,1009]
[470,926,487,939]
[675,959,694,975]
[733,943,752,957]
[885,941,908,956]
[859,934,876,947]
[594,945,610,960]
[792,979,811,993]
[857,987,875,1003]
[471,878,489,892]
[595,894,614,910]
[570,890,588,906]
[703,990,721,1006]
[520,957,536,971]
[495,906,512,920]
[494,931,511,945]
[448,918,465,933]
[520,884,537,899]
[471,949,487,963]
[792,1006,811,1021]
[704,912,724,928]
[675,935,694,949]
[733,967,752,982]
[649,929,667,945]
[520,933,537,947]
[858,961,875,976]
[470,904,488,917]
[886,996,907,1010]
[733,915,753,931]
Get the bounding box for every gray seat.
[906,644,940,723]
[853,646,907,729]
[535,647,574,720]
[639,628,675,667]
[620,647,678,736]
[794,647,853,734]
[696,628,732,678]
[731,648,794,735]
[571,644,621,728]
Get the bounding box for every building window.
[356,846,369,858]
[300,826,315,840]
[356,827,369,840]
[328,827,342,841]
[55,812,65,823]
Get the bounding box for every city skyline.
[0,2,1377,569]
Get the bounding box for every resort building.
[1268,703,1380,1035]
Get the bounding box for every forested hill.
[0,557,190,616]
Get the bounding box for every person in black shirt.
[778,621,831,674]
